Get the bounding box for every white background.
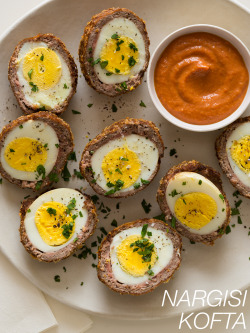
[1,0,250,332]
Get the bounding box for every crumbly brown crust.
[19,191,98,262]
[215,116,250,198]
[0,111,74,191]
[8,33,78,115]
[78,7,150,97]
[157,160,231,245]
[97,219,182,295]
[79,117,164,198]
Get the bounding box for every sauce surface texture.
[154,32,249,125]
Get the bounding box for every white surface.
[0,251,57,333]
[0,0,250,332]
[147,24,250,132]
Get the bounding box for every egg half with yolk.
[9,34,77,114]
[20,188,98,262]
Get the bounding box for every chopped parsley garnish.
[100,60,108,69]
[47,207,57,216]
[129,43,138,52]
[62,222,74,239]
[67,151,77,161]
[116,39,124,51]
[72,109,81,114]
[225,225,231,234]
[91,179,96,183]
[100,227,108,235]
[38,105,46,111]
[112,104,117,112]
[40,54,44,61]
[35,180,43,190]
[66,198,76,215]
[121,55,125,60]
[115,68,120,73]
[219,194,224,201]
[19,124,23,129]
[55,144,59,148]
[233,190,240,198]
[141,224,148,238]
[128,56,136,67]
[87,103,93,108]
[133,183,140,189]
[63,83,68,89]
[27,209,31,213]
[36,165,46,179]
[9,148,15,152]
[48,173,59,183]
[92,58,101,66]
[106,72,112,76]
[61,163,71,181]
[111,219,118,227]
[111,33,119,39]
[141,178,150,185]
[28,69,33,79]
[29,82,38,92]
[120,82,127,90]
[238,216,243,224]
[54,275,60,282]
[153,213,166,222]
[147,269,154,276]
[231,208,240,215]
[63,266,66,272]
[120,157,128,161]
[182,182,186,185]
[139,100,146,107]
[91,241,97,247]
[130,225,155,264]
[88,47,92,52]
[80,282,84,286]
[169,189,179,197]
[115,168,122,174]
[198,180,202,185]
[79,211,83,217]
[235,200,242,208]
[170,148,177,156]
[105,179,124,195]
[91,195,99,204]
[74,169,84,179]
[171,216,176,228]
[141,199,151,214]
[190,240,196,244]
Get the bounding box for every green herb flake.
[49,173,59,183]
[66,198,76,215]
[120,157,129,161]
[106,72,112,76]
[115,68,120,73]
[111,219,118,227]
[61,163,71,181]
[115,168,122,175]
[133,183,140,189]
[111,33,119,39]
[62,222,74,239]
[219,194,224,202]
[36,165,46,179]
[233,190,240,198]
[29,82,38,92]
[225,225,231,234]
[54,275,60,282]
[72,109,81,114]
[35,180,43,190]
[27,209,31,213]
[170,148,177,156]
[92,58,101,66]
[147,269,154,276]
[91,195,99,204]
[28,69,33,79]
[129,43,138,52]
[47,207,57,216]
[63,266,66,272]
[153,213,166,222]
[121,55,125,60]
[141,199,152,214]
[112,104,118,112]
[141,178,150,185]
[139,100,146,107]
[235,200,242,208]
[74,169,84,179]
[67,151,77,161]
[198,180,202,185]
[19,124,23,129]
[100,227,108,235]
[238,216,243,224]
[231,208,240,216]
[182,182,186,185]
[40,54,44,61]
[63,83,68,89]
[10,148,15,152]
[80,282,84,286]
[171,216,176,228]
[91,241,97,247]
[73,237,78,243]
[55,144,59,148]
[169,189,179,197]
[190,240,196,244]
[128,56,136,67]
[141,224,148,238]
[100,60,108,69]
[120,82,127,90]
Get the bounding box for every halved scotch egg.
[216,116,250,198]
[78,8,150,96]
[79,118,164,198]
[97,219,181,295]
[0,112,73,190]
[8,34,78,115]
[20,188,98,262]
[157,161,231,245]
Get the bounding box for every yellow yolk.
[35,201,75,246]
[100,36,139,75]
[174,192,217,230]
[101,145,141,189]
[231,135,250,173]
[4,137,47,172]
[22,47,62,91]
[116,235,157,277]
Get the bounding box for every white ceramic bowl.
[147,24,250,132]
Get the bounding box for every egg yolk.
[174,192,217,229]
[101,145,141,189]
[4,137,47,172]
[22,47,62,91]
[100,36,139,75]
[116,235,157,277]
[35,201,75,246]
[230,135,250,173]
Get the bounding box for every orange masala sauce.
[154,32,249,125]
